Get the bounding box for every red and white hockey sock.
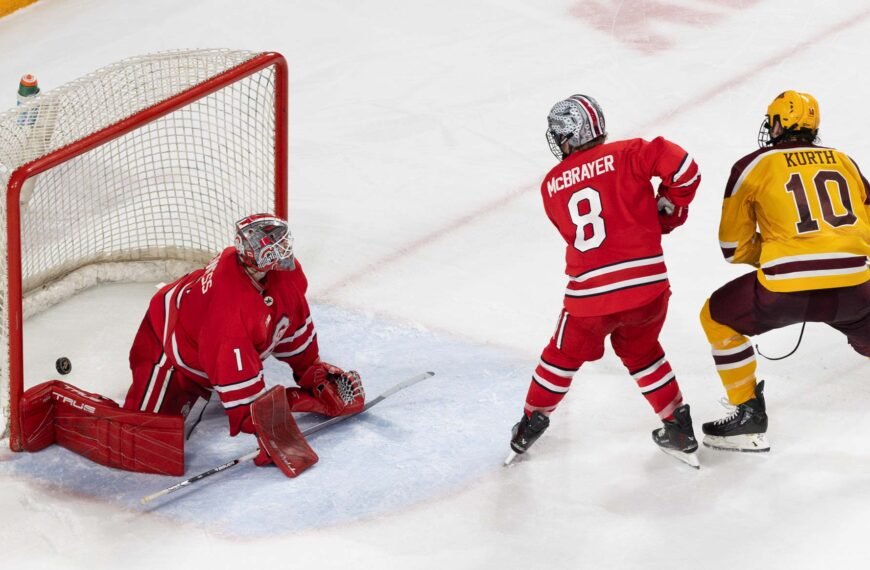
[522,357,580,417]
[629,353,682,421]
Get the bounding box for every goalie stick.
[140,371,435,505]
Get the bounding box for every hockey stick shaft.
[140,371,434,504]
[141,451,260,503]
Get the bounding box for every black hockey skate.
[702,380,769,452]
[652,404,699,469]
[504,411,550,465]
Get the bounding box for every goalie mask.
[758,90,820,147]
[234,214,295,272]
[546,94,607,160]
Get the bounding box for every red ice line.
[317,184,528,298]
[316,6,870,299]
[641,6,870,130]
[570,0,728,54]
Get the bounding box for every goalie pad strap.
[251,386,318,478]
[20,381,185,475]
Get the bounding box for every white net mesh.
[0,49,285,442]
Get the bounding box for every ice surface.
[7,285,529,537]
[1,1,869,569]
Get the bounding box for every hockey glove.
[290,361,365,417]
[657,194,688,234]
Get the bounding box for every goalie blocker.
[250,386,319,477]
[19,380,185,475]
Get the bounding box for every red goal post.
[0,49,288,450]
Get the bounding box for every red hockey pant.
[523,290,683,421]
[122,304,209,418]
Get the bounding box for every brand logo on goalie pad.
[52,392,97,414]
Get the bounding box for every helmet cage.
[234,214,295,272]
[757,117,772,147]
[546,128,568,159]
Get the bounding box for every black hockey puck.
[55,357,72,375]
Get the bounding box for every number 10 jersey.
[719,141,870,292]
[540,137,700,317]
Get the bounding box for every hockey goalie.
[19,214,365,477]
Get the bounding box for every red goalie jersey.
[124,247,319,434]
[541,137,700,316]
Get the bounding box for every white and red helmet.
[546,94,607,159]
[234,213,295,272]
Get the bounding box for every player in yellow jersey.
[700,91,870,452]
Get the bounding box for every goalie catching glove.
[288,361,365,417]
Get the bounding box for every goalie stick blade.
[658,447,700,469]
[140,371,436,505]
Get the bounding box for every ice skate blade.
[503,450,519,466]
[703,433,770,452]
[658,447,700,469]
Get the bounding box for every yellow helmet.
[760,91,819,147]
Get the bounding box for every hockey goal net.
[0,49,288,450]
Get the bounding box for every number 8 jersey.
[719,141,870,292]
[540,136,700,316]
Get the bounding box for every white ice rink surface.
[1,1,870,568]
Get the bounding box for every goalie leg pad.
[251,386,318,478]
[20,380,185,475]
[19,381,57,451]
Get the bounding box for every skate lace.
[712,398,739,425]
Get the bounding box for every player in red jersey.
[122,214,364,471]
[508,94,702,467]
